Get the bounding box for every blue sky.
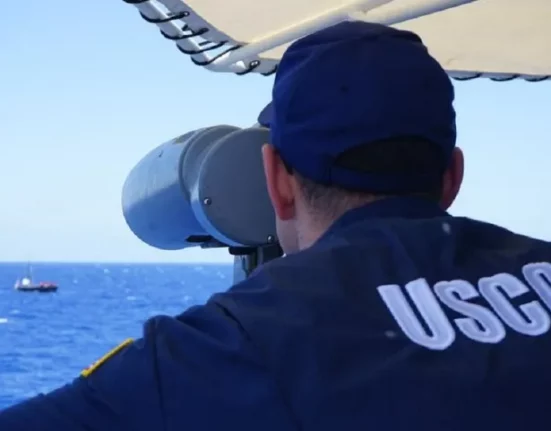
[1,1,550,263]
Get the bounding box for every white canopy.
[124,0,551,81]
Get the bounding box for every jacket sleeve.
[0,296,296,431]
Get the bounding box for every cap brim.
[257,102,273,127]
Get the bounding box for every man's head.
[259,21,464,254]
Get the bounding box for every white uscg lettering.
[479,273,550,336]
[434,280,506,343]
[377,262,551,349]
[378,279,455,350]
[522,262,551,311]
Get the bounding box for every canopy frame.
[122,0,551,82]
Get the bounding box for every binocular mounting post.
[230,244,283,284]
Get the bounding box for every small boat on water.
[14,264,58,293]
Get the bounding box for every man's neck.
[296,196,447,251]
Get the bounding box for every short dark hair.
[282,137,447,218]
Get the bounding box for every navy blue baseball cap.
[258,21,456,193]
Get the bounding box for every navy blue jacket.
[3,197,551,430]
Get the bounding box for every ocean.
[0,262,233,409]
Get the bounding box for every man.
[2,20,551,430]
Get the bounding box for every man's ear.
[440,147,464,210]
[261,144,296,221]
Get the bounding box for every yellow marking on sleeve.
[81,338,134,378]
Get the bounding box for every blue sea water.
[0,262,233,409]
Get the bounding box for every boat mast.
[26,262,33,281]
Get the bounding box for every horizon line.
[0,261,233,265]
